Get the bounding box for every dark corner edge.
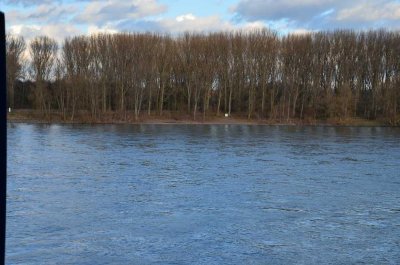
[0,10,7,265]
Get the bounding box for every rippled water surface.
[6,124,400,264]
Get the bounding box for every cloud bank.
[4,0,400,44]
[233,0,400,30]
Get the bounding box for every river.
[6,124,400,264]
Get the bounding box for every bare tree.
[154,35,173,116]
[7,29,400,124]
[6,35,26,109]
[54,58,67,120]
[30,36,57,116]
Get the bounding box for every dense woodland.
[5,29,400,124]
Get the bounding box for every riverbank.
[6,109,393,126]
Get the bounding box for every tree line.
[6,29,400,124]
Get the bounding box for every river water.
[6,124,400,264]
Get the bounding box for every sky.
[1,0,400,43]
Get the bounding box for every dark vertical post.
[0,11,6,265]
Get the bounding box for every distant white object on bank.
[8,107,11,113]
[225,113,229,117]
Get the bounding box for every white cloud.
[337,1,400,21]
[161,14,233,33]
[239,21,268,31]
[5,3,77,24]
[233,0,400,30]
[41,24,83,42]
[8,24,41,37]
[233,0,335,22]
[88,25,119,35]
[74,0,167,26]
[116,13,271,34]
[8,23,82,44]
[5,0,59,6]
[176,14,196,22]
[291,28,314,35]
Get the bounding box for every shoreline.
[6,110,396,127]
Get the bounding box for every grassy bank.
[6,109,394,126]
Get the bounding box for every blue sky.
[2,0,400,43]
